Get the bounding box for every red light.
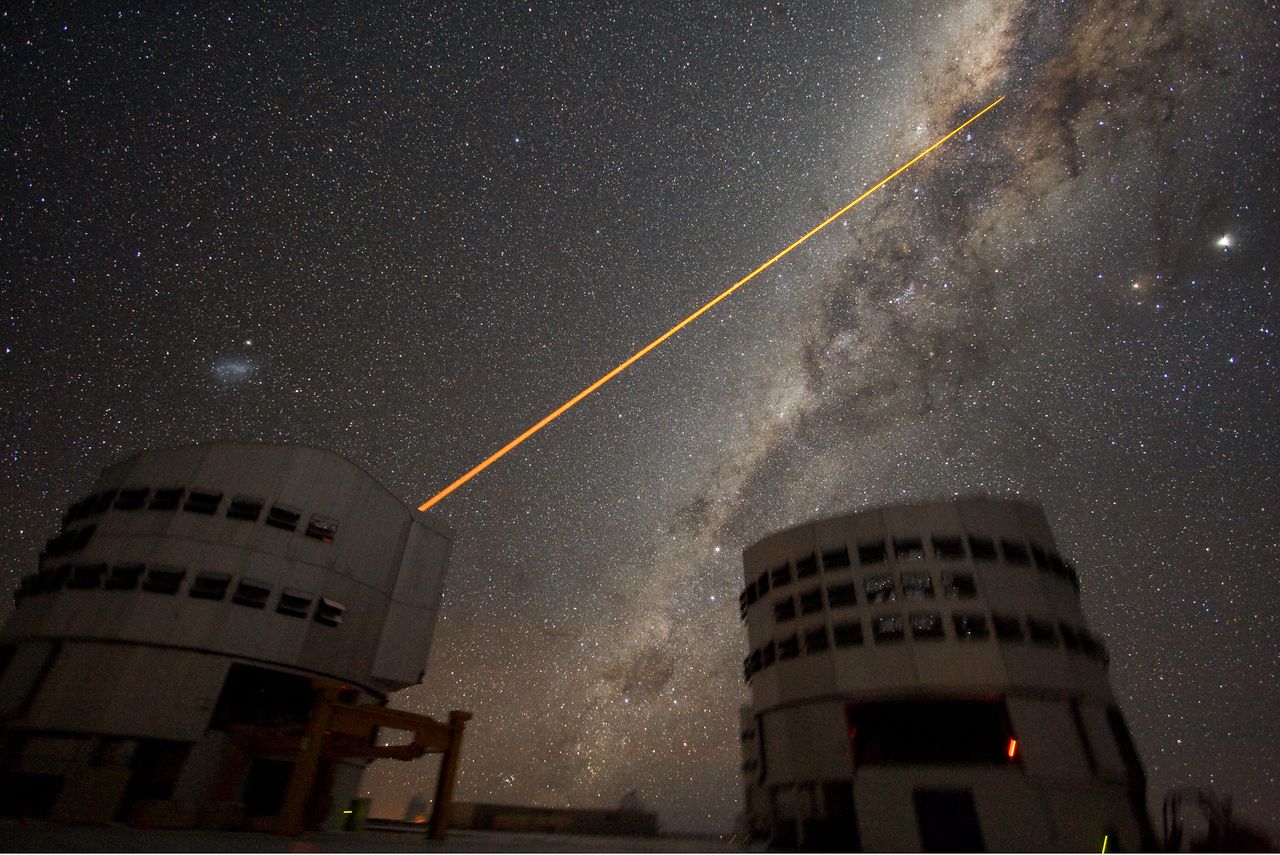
[1007,738,1018,759]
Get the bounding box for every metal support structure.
[220,679,471,839]
[428,710,470,840]
[276,683,342,836]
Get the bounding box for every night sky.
[3,0,1277,836]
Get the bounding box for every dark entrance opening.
[242,758,296,817]
[845,699,1013,767]
[115,739,191,821]
[913,788,985,852]
[0,771,64,818]
[806,780,861,852]
[210,663,315,730]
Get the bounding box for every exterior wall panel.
[737,497,1151,850]
[1,442,453,828]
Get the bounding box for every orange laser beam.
[419,95,1005,512]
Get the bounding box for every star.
[2,0,1276,839]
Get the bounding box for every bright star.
[1216,234,1232,249]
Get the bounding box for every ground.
[0,822,746,853]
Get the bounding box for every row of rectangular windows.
[738,534,1079,616]
[742,612,1107,681]
[44,487,339,560]
[15,563,344,627]
[755,571,981,623]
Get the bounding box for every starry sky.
[2,0,1277,837]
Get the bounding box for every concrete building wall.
[737,497,1152,851]
[0,442,451,829]
[17,643,229,740]
[11,443,450,694]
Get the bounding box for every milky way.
[3,0,1276,835]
